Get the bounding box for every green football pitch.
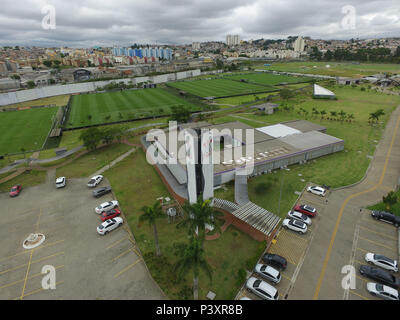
[223,73,312,85]
[167,78,277,98]
[0,107,58,155]
[66,88,198,128]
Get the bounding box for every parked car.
[97,217,123,235]
[254,264,281,284]
[262,253,287,270]
[371,210,400,227]
[95,200,119,214]
[359,265,400,289]
[293,204,317,218]
[365,253,398,273]
[307,186,327,197]
[87,175,103,188]
[366,282,399,300]
[282,218,308,234]
[9,185,22,197]
[287,210,312,226]
[246,277,279,300]
[101,209,121,222]
[55,177,66,188]
[92,186,112,198]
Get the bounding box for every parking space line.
[358,236,396,250]
[0,265,64,290]
[281,274,292,281]
[349,290,369,300]
[356,247,369,253]
[19,250,34,300]
[358,225,397,241]
[16,281,64,300]
[0,239,64,263]
[0,251,64,276]
[114,258,142,278]
[356,275,368,283]
[111,248,133,262]
[106,236,129,250]
[279,229,308,242]
[354,259,365,266]
[34,208,43,232]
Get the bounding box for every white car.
[365,253,398,273]
[97,217,123,235]
[254,264,281,284]
[307,186,327,197]
[88,175,103,188]
[95,200,119,214]
[55,177,66,188]
[366,282,399,300]
[246,276,279,300]
[282,218,308,234]
[288,210,312,226]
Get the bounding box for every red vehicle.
[100,209,121,222]
[9,185,22,197]
[293,204,317,218]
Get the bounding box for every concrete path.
[288,105,400,300]
[92,147,136,176]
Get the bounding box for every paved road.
[289,105,400,300]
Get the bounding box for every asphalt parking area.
[237,186,327,300]
[348,209,399,301]
[0,177,164,300]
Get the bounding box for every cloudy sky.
[0,0,399,47]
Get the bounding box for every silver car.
[254,264,281,284]
[365,253,398,273]
[282,218,308,234]
[366,282,399,300]
[246,277,279,300]
[288,210,312,226]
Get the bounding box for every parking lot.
[0,176,165,300]
[237,185,328,300]
[347,209,399,300]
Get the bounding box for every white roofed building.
[313,84,336,99]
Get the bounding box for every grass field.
[103,148,263,299]
[258,61,400,78]
[167,78,277,98]
[0,170,47,193]
[223,72,312,86]
[0,107,58,155]
[368,189,400,217]
[67,88,198,128]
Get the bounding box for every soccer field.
[223,73,312,85]
[66,88,198,128]
[167,78,277,98]
[0,107,58,155]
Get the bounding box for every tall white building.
[293,36,305,52]
[226,34,240,46]
[192,42,201,50]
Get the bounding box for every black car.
[371,210,400,227]
[359,265,400,289]
[92,186,112,198]
[262,253,287,270]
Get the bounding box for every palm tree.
[338,110,347,122]
[140,201,165,256]
[347,113,355,122]
[312,108,319,118]
[320,110,327,120]
[178,196,223,241]
[174,237,213,300]
[369,112,378,124]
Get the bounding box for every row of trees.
[140,196,223,300]
[310,46,400,63]
[79,126,127,150]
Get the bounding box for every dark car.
[262,253,287,270]
[359,265,400,289]
[9,185,22,197]
[101,209,121,222]
[371,210,400,227]
[92,186,112,198]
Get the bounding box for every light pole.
[277,165,287,216]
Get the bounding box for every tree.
[312,108,319,118]
[310,46,323,60]
[27,81,36,89]
[173,237,212,300]
[43,60,52,68]
[330,111,337,120]
[140,201,165,256]
[347,113,355,122]
[79,127,102,151]
[178,196,223,242]
[338,110,347,122]
[279,89,293,100]
[169,105,191,123]
[383,191,397,210]
[320,110,327,120]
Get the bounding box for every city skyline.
[0,0,399,47]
